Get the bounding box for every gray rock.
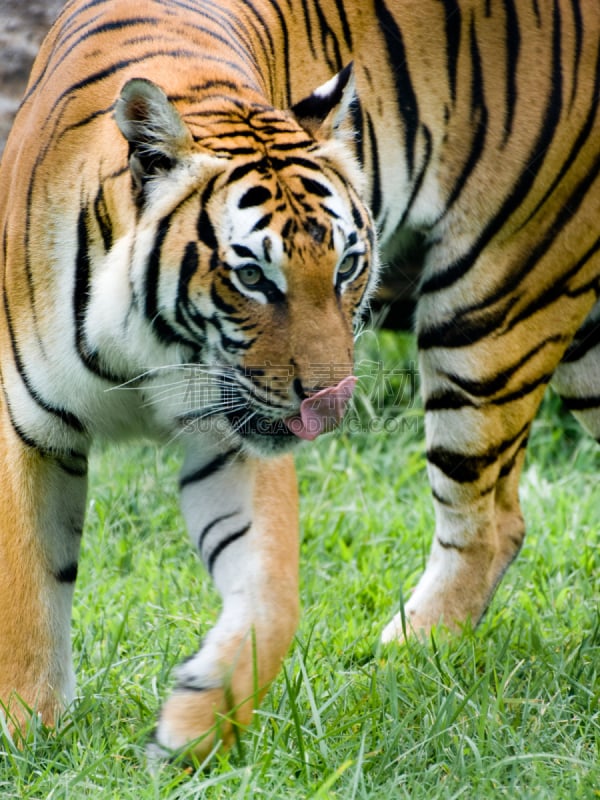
[0,0,65,154]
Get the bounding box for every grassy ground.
[1,331,598,798]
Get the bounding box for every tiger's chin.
[224,409,302,456]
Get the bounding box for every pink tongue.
[284,376,357,441]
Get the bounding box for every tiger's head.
[114,68,376,455]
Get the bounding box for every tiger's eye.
[238,265,263,287]
[337,254,359,281]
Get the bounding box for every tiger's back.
[0,0,598,759]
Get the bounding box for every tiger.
[0,0,598,761]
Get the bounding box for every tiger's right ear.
[115,78,192,199]
[290,63,356,140]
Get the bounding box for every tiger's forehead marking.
[189,103,314,158]
[221,169,354,265]
[221,157,356,242]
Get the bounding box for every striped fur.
[0,0,599,759]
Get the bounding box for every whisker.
[106,363,237,392]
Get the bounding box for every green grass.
[1,331,599,798]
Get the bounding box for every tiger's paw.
[381,590,480,645]
[381,608,465,645]
[381,611,412,644]
[151,685,247,763]
[380,604,441,645]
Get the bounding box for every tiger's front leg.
[154,446,299,760]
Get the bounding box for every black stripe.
[19,0,113,104]
[1,382,88,474]
[432,480,495,505]
[231,244,257,259]
[569,0,584,109]
[56,453,89,478]
[418,296,512,350]
[563,316,600,363]
[437,537,465,551]
[431,487,452,506]
[207,523,251,573]
[197,176,220,252]
[198,511,238,550]
[47,51,204,121]
[427,447,497,484]
[432,334,565,405]
[269,138,314,153]
[175,682,212,693]
[269,155,324,173]
[425,389,477,412]
[299,176,332,198]
[440,0,462,104]
[50,17,165,84]
[427,421,529,483]
[74,207,128,382]
[78,83,125,135]
[366,113,382,220]
[93,184,113,252]
[252,213,272,232]
[502,0,520,145]
[426,370,556,411]
[231,0,277,96]
[420,0,564,295]
[144,214,200,345]
[498,436,528,478]
[397,125,432,228]
[560,394,600,411]
[350,96,365,168]
[253,0,293,106]
[313,2,343,72]
[515,32,600,231]
[374,0,419,180]
[442,14,488,212]
[333,0,353,51]
[418,139,600,352]
[239,186,272,208]
[179,449,239,489]
[211,279,238,314]
[159,4,253,66]
[55,563,79,583]
[299,0,317,59]
[3,292,86,433]
[175,243,208,343]
[179,241,200,292]
[506,237,600,329]
[485,370,554,406]
[219,330,256,352]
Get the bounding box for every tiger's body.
[0,0,598,758]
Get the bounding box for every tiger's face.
[115,78,376,455]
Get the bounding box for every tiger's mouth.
[225,375,357,450]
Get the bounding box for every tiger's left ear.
[115,78,193,199]
[291,63,355,140]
